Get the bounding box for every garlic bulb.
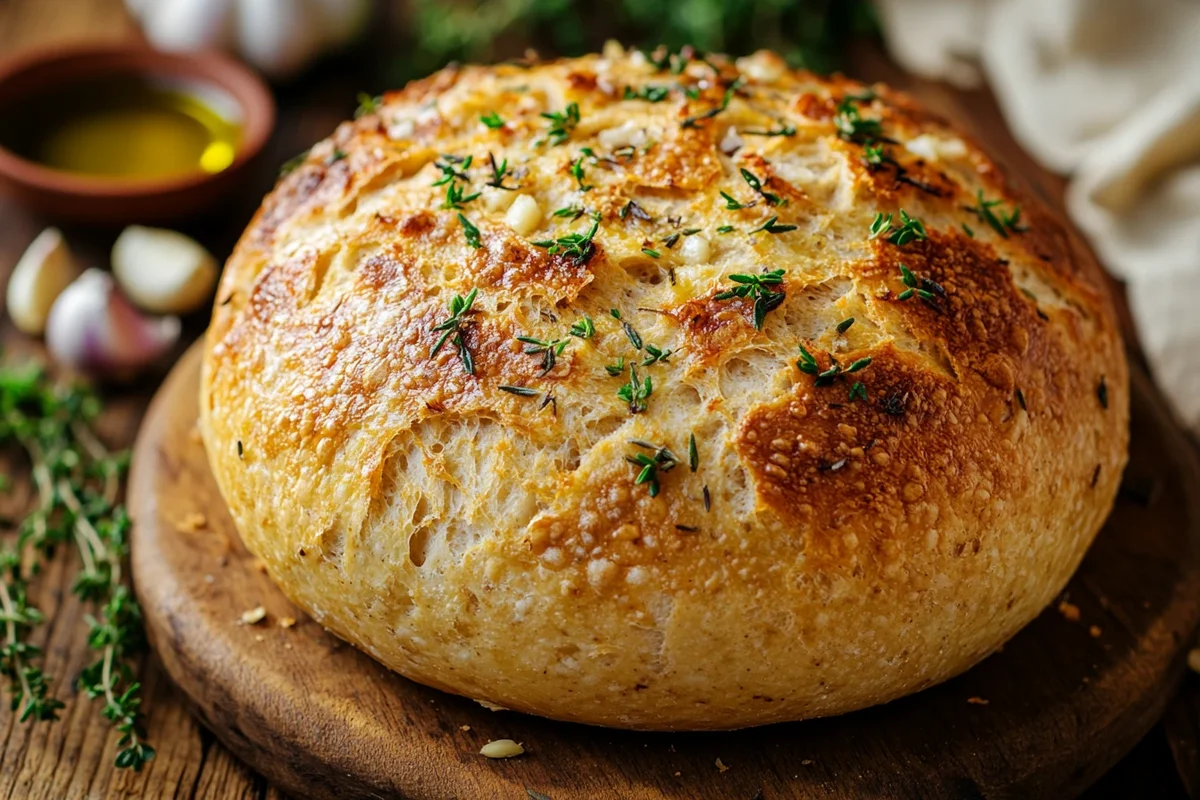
[112,225,218,315]
[125,0,370,79]
[5,228,78,336]
[46,270,181,378]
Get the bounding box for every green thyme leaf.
[485,152,516,190]
[430,287,478,373]
[622,320,643,350]
[532,214,600,266]
[354,92,382,119]
[969,189,1026,238]
[624,85,671,102]
[458,213,482,249]
[834,93,881,143]
[641,344,672,365]
[571,155,592,192]
[617,362,653,414]
[682,77,743,128]
[541,102,580,145]
[742,123,796,137]
[570,316,595,339]
[749,215,797,235]
[713,269,786,330]
[740,167,782,206]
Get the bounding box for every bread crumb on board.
[967,696,990,706]
[1057,600,1081,622]
[480,739,524,759]
[239,606,267,625]
[278,616,296,629]
[1088,625,1103,638]
[715,758,729,773]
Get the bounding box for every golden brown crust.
[200,46,1129,729]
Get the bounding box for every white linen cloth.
[875,0,1200,432]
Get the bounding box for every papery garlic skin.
[112,225,218,315]
[46,270,181,377]
[6,228,78,336]
[126,0,370,79]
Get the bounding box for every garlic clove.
[6,228,78,336]
[135,0,237,54]
[235,0,326,78]
[46,270,181,378]
[111,225,218,315]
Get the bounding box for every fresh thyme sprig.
[749,215,797,235]
[968,189,1025,238]
[834,91,881,143]
[641,344,672,365]
[681,77,743,128]
[721,191,751,211]
[617,362,653,414]
[554,206,586,220]
[797,345,872,389]
[625,439,679,496]
[541,102,580,146]
[532,214,601,266]
[430,288,478,373]
[643,44,696,74]
[896,264,945,305]
[569,316,595,339]
[714,269,787,330]
[458,213,483,249]
[433,154,472,186]
[740,168,783,206]
[517,336,569,376]
[571,155,593,192]
[442,181,480,210]
[354,92,382,119]
[480,111,505,129]
[486,152,517,191]
[624,85,671,102]
[869,209,928,246]
[742,122,797,137]
[0,366,153,770]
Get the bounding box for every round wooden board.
[130,343,1200,800]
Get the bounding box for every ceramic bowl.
[0,44,275,223]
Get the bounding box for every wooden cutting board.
[129,342,1200,800]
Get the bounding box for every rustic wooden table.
[0,0,1195,797]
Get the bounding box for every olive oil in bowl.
[0,76,243,181]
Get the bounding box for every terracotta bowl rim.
[0,43,275,199]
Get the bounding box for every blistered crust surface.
[201,47,1129,729]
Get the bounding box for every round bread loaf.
[200,45,1129,730]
